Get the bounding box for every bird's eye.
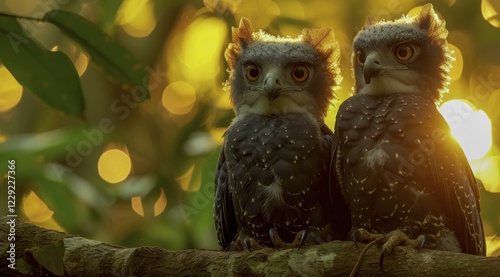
[394,43,416,62]
[245,63,260,81]
[355,51,366,67]
[291,64,309,82]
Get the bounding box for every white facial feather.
[358,71,422,96]
[236,89,316,116]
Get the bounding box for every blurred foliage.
[0,0,499,255]
[0,14,85,116]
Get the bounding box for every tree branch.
[1,216,499,276]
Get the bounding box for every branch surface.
[1,217,499,276]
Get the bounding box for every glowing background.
[0,0,499,255]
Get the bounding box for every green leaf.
[115,175,156,199]
[99,0,124,31]
[0,15,85,117]
[0,128,100,160]
[43,163,112,211]
[33,240,65,276]
[44,10,150,100]
[35,172,84,233]
[0,128,107,182]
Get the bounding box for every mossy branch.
[1,216,499,277]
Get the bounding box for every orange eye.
[355,51,366,67]
[394,43,415,62]
[291,64,309,82]
[245,63,260,81]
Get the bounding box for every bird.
[331,3,486,265]
[214,17,351,250]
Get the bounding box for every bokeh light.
[279,0,306,22]
[184,131,217,156]
[176,164,202,192]
[167,16,227,92]
[487,88,500,120]
[130,188,167,217]
[479,156,500,192]
[162,81,197,115]
[439,100,492,160]
[443,0,457,6]
[154,188,167,216]
[448,44,463,81]
[0,65,23,112]
[407,4,444,19]
[234,0,280,28]
[209,127,226,147]
[98,148,132,184]
[214,89,232,110]
[131,196,144,216]
[4,0,38,15]
[74,51,89,77]
[482,0,500,28]
[486,235,500,257]
[116,0,156,37]
[204,0,241,14]
[22,191,54,223]
[325,102,341,132]
[407,5,425,18]
[180,17,226,82]
[51,45,89,77]
[1,0,499,253]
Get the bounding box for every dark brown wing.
[325,123,352,240]
[425,106,486,255]
[213,148,238,250]
[385,94,485,255]
[334,93,485,255]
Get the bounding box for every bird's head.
[224,18,341,120]
[352,4,453,104]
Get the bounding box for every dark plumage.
[214,18,350,250]
[332,4,485,261]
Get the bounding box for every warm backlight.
[439,100,492,161]
[0,66,23,112]
[23,191,54,223]
[98,148,132,183]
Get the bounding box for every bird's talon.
[269,228,278,248]
[379,245,388,269]
[243,237,252,251]
[298,230,308,248]
[418,235,426,251]
[353,229,361,248]
[269,228,289,248]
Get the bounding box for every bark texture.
[1,216,499,276]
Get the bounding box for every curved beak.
[264,74,281,101]
[363,54,382,84]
